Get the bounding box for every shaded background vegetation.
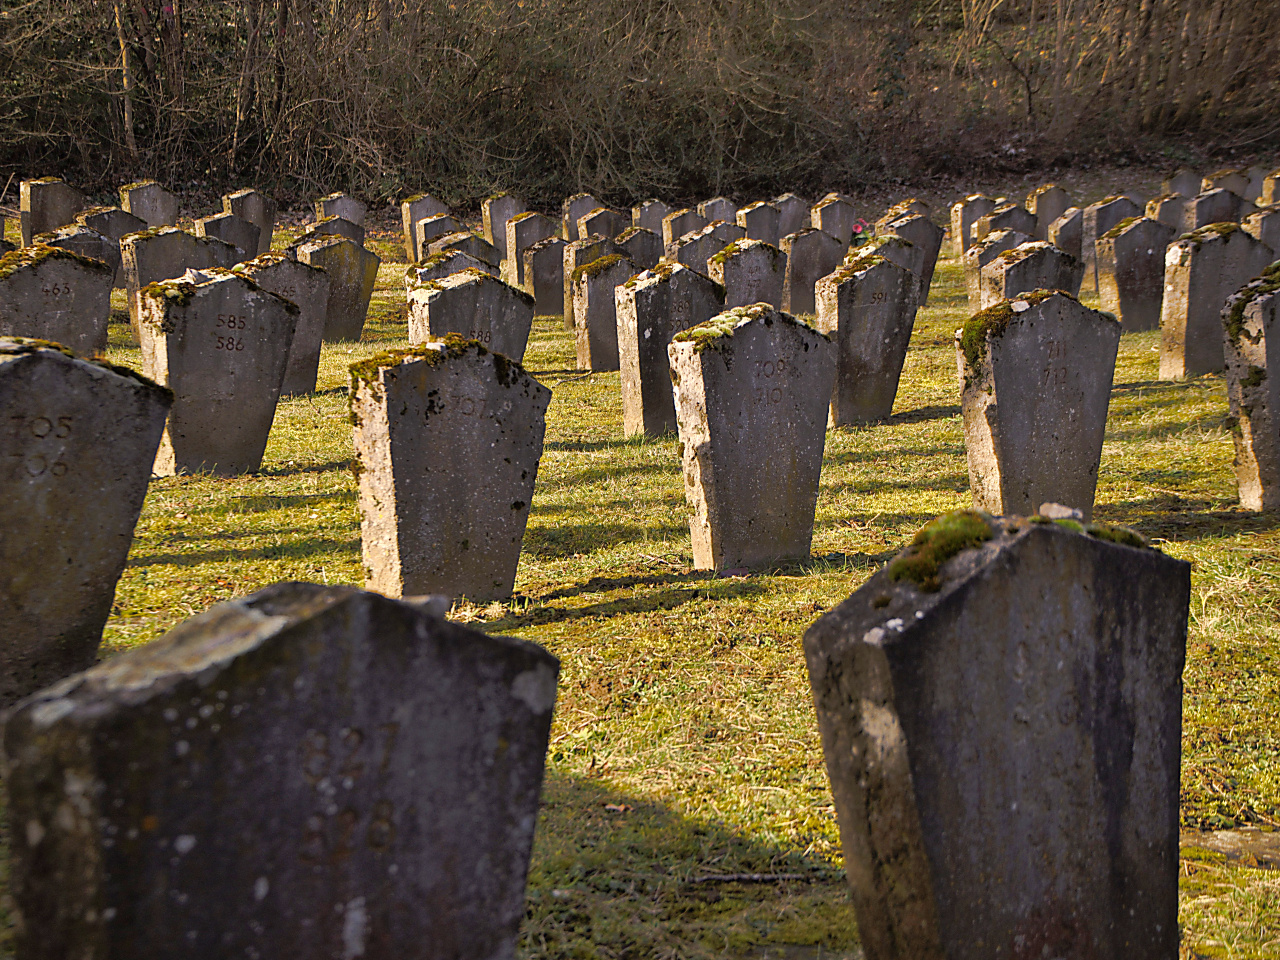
[2,0,1279,206]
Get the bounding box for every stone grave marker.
[1202,168,1250,196]
[223,189,277,255]
[562,192,600,242]
[1242,204,1280,252]
[1082,195,1142,291]
[0,245,114,356]
[812,195,856,251]
[195,212,260,261]
[1097,216,1177,332]
[315,191,367,226]
[408,269,535,363]
[120,227,240,330]
[661,208,709,248]
[671,220,744,273]
[1026,183,1074,240]
[1264,169,1280,206]
[803,511,1189,960]
[1244,165,1270,203]
[773,192,811,239]
[1182,189,1249,232]
[815,250,920,424]
[1164,167,1202,198]
[781,227,844,315]
[482,192,527,264]
[633,198,672,234]
[737,200,781,247]
[405,251,498,296]
[707,239,785,309]
[1047,206,1083,262]
[428,231,499,268]
[880,213,944,305]
[297,236,380,342]
[20,178,86,246]
[505,212,557,286]
[875,199,930,236]
[958,290,1120,519]
[950,194,996,255]
[617,261,725,436]
[964,228,1032,311]
[139,268,297,475]
[76,206,146,245]
[975,203,1037,244]
[572,254,634,371]
[846,234,924,292]
[562,233,621,331]
[3,581,558,959]
[37,224,122,289]
[578,206,628,242]
[1160,224,1276,379]
[415,214,464,260]
[524,236,566,314]
[0,338,169,706]
[119,180,178,228]
[352,344,552,600]
[669,304,835,570]
[294,214,364,249]
[1223,264,1280,511]
[979,241,1084,309]
[698,197,736,223]
[401,193,450,260]
[615,226,662,271]
[1146,193,1186,231]
[233,253,330,395]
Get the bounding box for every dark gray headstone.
[1097,216,1177,332]
[698,197,736,224]
[401,193,451,261]
[978,241,1084,308]
[562,192,600,243]
[571,254,634,371]
[1241,204,1280,253]
[120,227,240,332]
[781,227,844,315]
[1163,167,1201,198]
[315,192,367,226]
[195,212,259,261]
[1047,206,1083,262]
[772,193,810,240]
[524,236,566,316]
[406,250,497,295]
[119,180,178,229]
[1026,183,1074,240]
[811,195,856,251]
[614,226,662,272]
[1146,193,1186,232]
[578,207,628,243]
[1182,189,1249,233]
[974,203,1037,245]
[632,199,671,235]
[0,245,114,356]
[963,228,1031,311]
[881,213,944,305]
[20,178,86,246]
[297,236,381,343]
[223,189,278,255]
[408,269,535,363]
[427,231,499,268]
[1082,196,1142,291]
[661,208,708,248]
[505,212,557,287]
[737,200,781,247]
[232,253,331,396]
[562,233,621,331]
[35,224,122,292]
[1202,168,1250,197]
[949,194,996,255]
[414,215,463,262]
[707,238,785,309]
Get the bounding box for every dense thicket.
[2,0,1277,205]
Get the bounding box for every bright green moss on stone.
[887,510,994,591]
[1102,216,1143,241]
[1225,263,1280,344]
[0,243,111,280]
[571,253,628,283]
[958,289,1069,372]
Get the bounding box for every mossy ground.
[0,209,1277,957]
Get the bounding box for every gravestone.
[1163,167,1201,198]
[950,194,996,255]
[1243,165,1270,203]
[1241,204,1280,252]
[615,226,662,271]
[1182,189,1249,232]
[1159,224,1276,379]
[415,214,464,260]
[1223,264,1280,510]
[3,581,558,960]
[0,245,114,356]
[297,236,381,342]
[812,195,856,251]
[562,233,621,331]
[407,250,497,292]
[964,229,1032,311]
[428,231,500,268]
[232,253,330,396]
[846,234,924,293]
[698,197,736,224]
[562,192,600,242]
[1264,169,1280,206]
[401,193,450,260]
[1202,168,1250,197]
[1047,206,1083,262]
[352,344,551,600]
[875,199,929,233]
[505,212,557,286]
[294,215,364,249]
[138,268,297,475]
[803,512,1188,960]
[1082,196,1142,291]
[37,224,121,290]
[1097,216,1178,332]
[76,206,146,245]
[572,254,634,371]
[957,290,1120,519]
[1146,193,1186,231]
[195,212,260,261]
[223,189,277,255]
[973,203,1036,244]
[773,192,811,240]
[408,269,535,363]
[578,207,628,242]
[0,339,169,707]
[1026,183,1073,240]
[781,227,844,315]
[707,239,785,309]
[671,221,744,273]
[633,198,672,234]
[978,241,1084,309]
[119,180,178,228]
[20,178,86,246]
[662,208,709,248]
[315,192,367,226]
[617,261,725,436]
[880,214,943,305]
[669,304,835,570]
[482,192,527,264]
[524,236,566,315]
[120,227,240,330]
[815,251,919,424]
[737,201,781,247]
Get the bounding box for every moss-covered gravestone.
[1182,188,1249,232]
[427,231,499,268]
[1159,224,1276,379]
[195,212,260,261]
[562,192,600,243]
[1082,196,1142,291]
[1097,216,1177,332]
[1146,193,1186,232]
[617,261,725,437]
[671,221,743,274]
[811,195,856,251]
[632,198,671,235]
[879,214,943,305]
[1223,265,1280,510]
[482,192,528,264]
[1047,206,1083,262]
[505,212,557,287]
[877,198,930,229]
[3,581,558,959]
[401,193,450,260]
[0,339,169,706]
[0,245,114,356]
[816,251,919,425]
[562,233,621,331]
[974,203,1036,244]
[119,180,178,229]
[139,269,297,475]
[661,208,708,248]
[577,207,628,244]
[20,178,86,246]
[413,214,461,261]
[949,194,996,255]
[1203,168,1250,196]
[232,253,330,396]
[707,239,786,309]
[292,214,364,250]
[35,225,121,291]
[1025,183,1073,240]
[963,229,1031,312]
[978,241,1083,309]
[737,200,781,248]
[772,192,811,240]
[1242,204,1280,253]
[409,269,535,364]
[668,305,834,570]
[524,236,566,315]
[957,291,1120,521]
[351,343,550,600]
[315,191,367,226]
[698,197,735,224]
[804,511,1189,960]
[572,254,634,371]
[297,235,380,342]
[120,226,240,332]
[223,188,277,255]
[615,227,662,272]
[405,252,496,298]
[781,227,844,316]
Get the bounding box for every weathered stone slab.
[1160,224,1276,379]
[979,241,1083,308]
[1202,168,1250,197]
[662,208,709,248]
[737,201,781,247]
[1097,216,1178,332]
[525,236,566,315]
[482,192,527,264]
[407,250,498,293]
[408,269,535,363]
[1241,204,1280,252]
[415,214,463,260]
[3,581,558,958]
[617,262,725,436]
[139,268,297,475]
[880,214,943,305]
[958,290,1120,519]
[1026,183,1073,240]
[1146,193,1186,232]
[949,194,996,255]
[633,199,672,235]
[505,212,557,286]
[20,178,86,246]
[698,197,736,224]
[428,231,500,268]
[1224,265,1280,510]
[37,225,122,290]
[671,220,744,273]
[812,195,856,251]
[1243,165,1270,203]
[562,192,600,242]
[964,228,1032,311]
[803,511,1188,960]
[297,236,381,342]
[1264,169,1280,207]
[781,227,844,315]
[773,192,811,240]
[562,234,621,331]
[195,212,260,260]
[295,215,365,249]
[975,203,1037,244]
[875,199,929,234]
[577,206,628,242]
[120,227,240,330]
[816,252,919,424]
[1163,167,1201,198]
[76,206,146,244]
[707,239,785,309]
[1082,196,1142,291]
[232,253,330,396]
[846,235,924,294]
[1182,189,1249,232]
[572,254,634,371]
[401,193,450,260]
[615,227,662,271]
[222,189,277,255]
[0,339,169,706]
[315,191,367,226]
[119,180,178,229]
[0,246,114,356]
[669,305,834,570]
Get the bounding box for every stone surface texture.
[232,253,331,396]
[408,269,535,363]
[0,245,114,356]
[1096,216,1177,332]
[978,241,1084,308]
[1082,196,1142,291]
[707,239,786,309]
[949,195,996,255]
[781,228,844,315]
[1223,266,1280,510]
[297,236,381,342]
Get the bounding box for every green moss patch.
[348,332,529,395]
[887,510,994,591]
[1225,263,1280,344]
[0,242,111,280]
[1102,216,1142,241]
[958,289,1066,372]
[572,254,630,283]
[1085,522,1149,549]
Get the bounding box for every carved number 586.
[216,336,245,351]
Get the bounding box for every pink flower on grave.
[850,219,871,246]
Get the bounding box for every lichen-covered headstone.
[406,250,497,293]
[1097,216,1177,332]
[1242,204,1280,253]
[572,253,634,371]
[671,220,744,274]
[737,201,781,247]
[661,208,708,248]
[297,235,380,343]
[1159,224,1276,379]
[232,253,331,396]
[1202,168,1250,197]
[617,261,725,437]
[957,290,1120,520]
[428,231,499,268]
[978,241,1083,308]
[119,180,178,229]
[577,207,628,243]
[669,305,834,570]
[781,227,844,315]
[811,195,856,251]
[0,245,114,356]
[874,198,929,234]
[315,191,367,226]
[772,192,811,240]
[803,511,1188,960]
[1146,193,1186,232]
[974,203,1036,243]
[3,581,558,959]
[949,194,996,255]
[0,339,169,706]
[1082,196,1142,291]
[351,343,551,599]
[1026,183,1073,240]
[482,192,528,264]
[36,225,121,292]
[223,189,277,255]
[414,214,463,261]
[120,227,239,331]
[505,212,557,287]
[963,228,1031,311]
[195,212,260,261]
[880,213,943,305]
[707,239,786,309]
[1163,167,1201,198]
[401,193,450,260]
[524,236,566,315]
[615,226,662,272]
[1182,189,1249,232]
[1047,206,1083,262]
[292,215,364,250]
[698,197,735,224]
[1223,265,1280,511]
[20,178,86,246]
[409,269,535,364]
[562,192,600,242]
[562,233,621,331]
[632,199,671,235]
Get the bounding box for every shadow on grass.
[1095,497,1280,541]
[204,491,354,513]
[822,444,965,466]
[884,404,961,425]
[524,522,689,557]
[544,436,674,454]
[128,535,360,568]
[486,580,767,632]
[257,458,354,476]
